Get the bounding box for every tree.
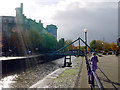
[58,38,65,49]
[96,40,103,52]
[104,42,111,51]
[90,40,97,51]
[110,42,117,51]
[80,46,85,51]
[42,32,57,52]
[64,40,74,51]
[87,47,91,51]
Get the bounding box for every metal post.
[84,29,91,87]
[79,39,80,56]
[69,55,71,63]
[84,30,88,66]
[91,72,95,88]
[88,65,92,84]
[85,31,87,55]
[64,56,66,67]
[85,31,89,70]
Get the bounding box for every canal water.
[0,56,76,88]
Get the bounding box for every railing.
[85,55,104,89]
[92,70,104,89]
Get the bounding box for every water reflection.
[0,74,18,89]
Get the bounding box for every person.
[89,52,98,73]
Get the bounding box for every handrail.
[92,70,104,89]
[86,57,104,89]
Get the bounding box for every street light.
[84,28,88,53]
[84,28,88,33]
[84,28,90,83]
[84,28,88,45]
[102,42,104,52]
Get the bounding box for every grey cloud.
[51,2,118,44]
[33,0,62,5]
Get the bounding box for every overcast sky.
[0,0,119,45]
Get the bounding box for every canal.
[0,56,76,88]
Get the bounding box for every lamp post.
[84,28,88,54]
[102,42,104,53]
[84,28,90,83]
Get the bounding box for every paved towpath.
[96,55,119,89]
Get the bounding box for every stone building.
[0,3,57,56]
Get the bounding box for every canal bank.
[1,54,64,75]
[30,55,119,89]
[1,55,118,89]
[30,56,90,88]
[0,56,76,88]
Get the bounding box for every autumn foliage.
[89,40,117,52]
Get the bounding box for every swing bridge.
[46,37,104,90]
[46,37,98,67]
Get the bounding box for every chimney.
[21,3,23,14]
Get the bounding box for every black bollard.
[91,72,95,89]
[64,56,66,67]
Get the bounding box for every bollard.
[91,72,95,88]
[64,56,66,67]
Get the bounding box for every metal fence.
[85,55,104,90]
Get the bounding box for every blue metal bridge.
[47,37,98,56]
[46,37,103,90]
[46,37,98,67]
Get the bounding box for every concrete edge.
[30,67,68,88]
